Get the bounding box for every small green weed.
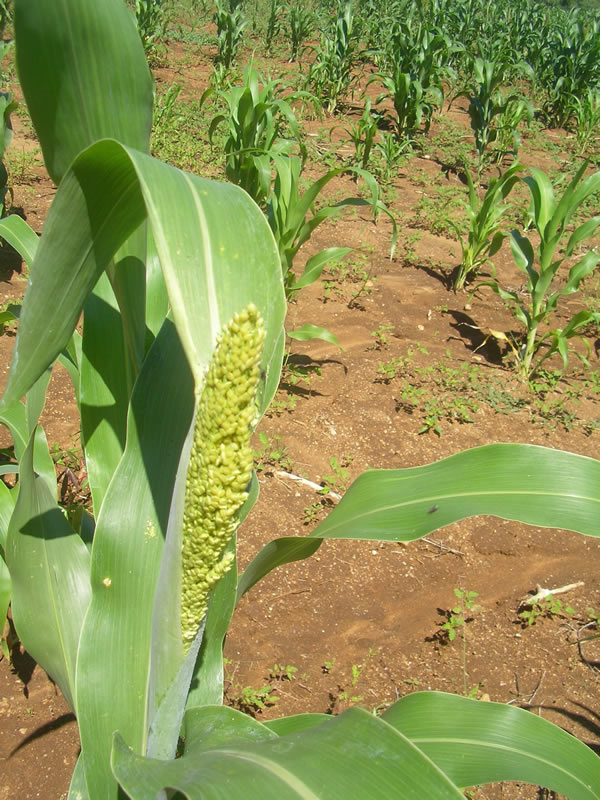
[369,323,395,350]
[319,454,352,496]
[253,431,293,472]
[439,588,479,696]
[270,663,298,682]
[321,251,376,308]
[440,588,479,643]
[266,391,297,416]
[519,595,576,628]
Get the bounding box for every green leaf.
[509,230,534,274]
[183,705,276,752]
[287,324,340,347]
[6,427,91,711]
[76,319,195,798]
[383,692,600,799]
[0,214,39,266]
[264,713,331,736]
[15,0,153,184]
[311,444,600,540]
[292,247,352,292]
[238,444,600,598]
[237,536,321,601]
[112,706,465,798]
[0,141,147,408]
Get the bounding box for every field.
[2,0,600,797]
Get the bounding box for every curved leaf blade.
[112,706,465,799]
[6,427,91,711]
[15,0,153,184]
[383,692,600,799]
[238,444,599,601]
[311,443,600,541]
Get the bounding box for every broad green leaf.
[264,714,331,736]
[183,705,276,752]
[1,140,286,416]
[15,0,153,184]
[0,479,15,552]
[524,168,554,238]
[67,755,88,800]
[112,706,464,798]
[312,443,600,540]
[238,444,599,599]
[292,247,352,292]
[237,536,321,601]
[287,324,340,347]
[0,214,38,266]
[6,427,91,711]
[76,319,195,799]
[0,481,15,634]
[126,149,286,400]
[509,230,534,274]
[80,272,132,514]
[383,692,600,799]
[565,215,600,258]
[0,140,147,408]
[0,553,9,637]
[0,371,57,498]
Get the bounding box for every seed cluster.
[181,304,265,650]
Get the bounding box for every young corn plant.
[4,2,600,797]
[202,65,306,207]
[493,95,534,165]
[477,163,600,379]
[286,2,313,62]
[369,67,435,141]
[266,153,396,303]
[369,20,451,139]
[333,97,380,172]
[455,58,523,178]
[450,162,521,291]
[538,14,600,129]
[134,0,169,55]
[307,2,359,114]
[374,130,413,187]
[570,87,600,156]
[264,0,284,53]
[214,0,246,69]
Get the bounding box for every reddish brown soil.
[2,25,600,800]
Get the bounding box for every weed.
[336,663,365,706]
[519,595,576,628]
[266,391,297,416]
[270,663,297,682]
[369,324,395,350]
[439,588,479,696]
[440,588,479,642]
[253,431,293,473]
[5,147,39,185]
[237,684,279,714]
[319,454,352,496]
[303,501,324,525]
[321,252,375,308]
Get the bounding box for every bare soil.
[2,27,600,800]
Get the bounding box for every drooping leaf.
[238,444,599,599]
[383,692,600,799]
[112,706,465,799]
[6,427,91,711]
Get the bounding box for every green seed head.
[181,304,265,650]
